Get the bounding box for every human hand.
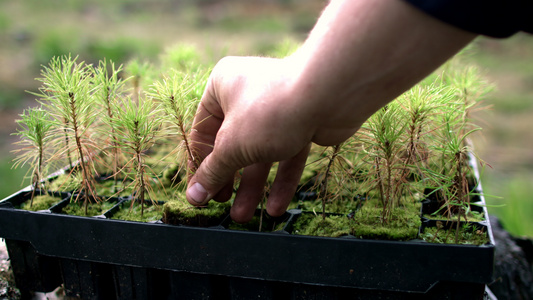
[185,56,347,223]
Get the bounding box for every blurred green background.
[0,0,531,237]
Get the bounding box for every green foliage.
[93,59,127,192]
[93,59,126,106]
[112,95,163,215]
[149,71,199,131]
[9,45,496,243]
[33,55,96,128]
[148,68,207,171]
[31,55,101,212]
[12,107,53,189]
[11,45,211,216]
[300,56,493,241]
[358,101,407,222]
[112,96,162,157]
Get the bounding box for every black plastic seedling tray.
[0,190,494,299]
[0,156,495,299]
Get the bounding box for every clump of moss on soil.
[48,173,80,192]
[20,194,63,211]
[293,198,422,240]
[112,201,164,222]
[61,199,116,217]
[297,197,364,214]
[350,199,422,240]
[421,224,489,245]
[49,173,136,198]
[423,209,485,222]
[292,214,352,238]
[163,198,231,227]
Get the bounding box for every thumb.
[186,150,239,206]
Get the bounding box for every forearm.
[286,0,476,145]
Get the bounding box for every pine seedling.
[312,142,359,220]
[428,109,482,243]
[112,96,163,217]
[398,84,452,169]
[93,59,127,192]
[32,55,100,215]
[148,69,204,181]
[394,83,455,200]
[317,144,342,220]
[442,64,493,141]
[125,58,151,102]
[12,107,53,205]
[359,103,406,223]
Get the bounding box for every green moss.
[95,179,134,198]
[49,173,137,198]
[421,224,490,245]
[49,173,81,192]
[112,201,163,222]
[20,194,63,211]
[293,199,421,240]
[350,199,421,240]
[163,198,231,227]
[293,214,352,237]
[424,209,485,222]
[298,197,364,214]
[61,199,116,217]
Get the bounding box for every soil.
[0,240,21,299]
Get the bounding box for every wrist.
[284,0,476,134]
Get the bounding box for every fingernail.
[189,182,208,204]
